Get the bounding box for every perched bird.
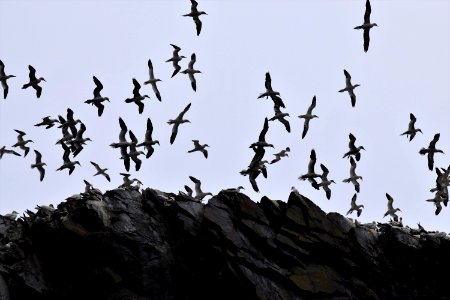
[0,59,16,99]
[85,76,110,117]
[188,140,209,158]
[317,164,335,200]
[189,176,213,201]
[346,193,364,217]
[69,122,91,157]
[383,193,401,222]
[166,44,186,78]
[258,72,285,108]
[2,211,19,221]
[426,191,446,215]
[183,0,207,36]
[56,143,81,175]
[221,186,245,193]
[12,129,33,157]
[270,147,290,164]
[183,185,194,198]
[342,157,363,193]
[31,150,46,181]
[400,113,422,141]
[299,96,319,139]
[119,173,142,189]
[22,65,46,98]
[128,131,145,171]
[291,186,303,199]
[419,133,445,171]
[0,146,21,159]
[136,118,160,158]
[250,118,274,149]
[298,149,321,190]
[90,161,111,182]
[34,116,60,129]
[143,59,162,101]
[338,70,360,107]
[269,104,290,133]
[83,180,102,196]
[125,78,150,114]
[343,133,365,161]
[354,0,378,52]
[168,102,192,144]
[58,108,81,137]
[181,53,201,92]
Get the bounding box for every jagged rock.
[0,188,449,299]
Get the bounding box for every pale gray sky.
[1,0,449,231]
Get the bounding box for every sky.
[0,0,449,232]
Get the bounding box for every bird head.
[205,144,210,147]
[396,208,402,212]
[29,140,35,143]
[354,84,361,88]
[40,77,46,82]
[200,11,207,15]
[373,23,378,27]
[154,140,160,145]
[417,129,423,134]
[8,75,16,79]
[359,146,366,151]
[313,115,319,118]
[105,97,110,102]
[75,161,81,166]
[330,180,336,184]
[238,186,245,190]
[144,95,150,98]
[181,55,187,59]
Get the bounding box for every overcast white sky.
[1,0,449,232]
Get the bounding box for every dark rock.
[0,188,449,299]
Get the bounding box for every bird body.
[317,164,335,200]
[56,143,81,175]
[35,116,60,129]
[258,72,285,108]
[269,104,290,132]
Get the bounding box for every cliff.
[1,187,449,300]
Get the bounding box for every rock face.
[1,188,449,300]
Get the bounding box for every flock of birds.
[0,0,449,226]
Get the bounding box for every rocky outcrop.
[1,188,449,300]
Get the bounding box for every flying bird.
[346,194,364,217]
[168,102,192,144]
[136,118,160,158]
[338,70,360,107]
[189,176,213,201]
[354,0,378,52]
[0,59,16,99]
[342,157,363,193]
[298,149,321,190]
[125,78,150,114]
[299,96,319,139]
[85,76,110,117]
[22,65,46,98]
[90,161,111,182]
[181,53,201,92]
[144,59,162,101]
[383,193,401,222]
[69,122,92,157]
[400,113,422,141]
[34,116,60,129]
[0,146,21,159]
[426,191,446,216]
[270,147,290,164]
[31,150,46,181]
[419,133,445,171]
[317,164,335,200]
[58,108,81,137]
[56,143,81,175]
[269,104,290,133]
[250,118,274,149]
[343,133,365,161]
[166,44,186,78]
[183,0,207,36]
[240,159,268,193]
[258,72,285,108]
[128,131,145,171]
[12,129,33,157]
[188,140,209,158]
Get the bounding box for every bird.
[22,65,46,98]
[0,146,21,159]
[299,96,319,139]
[342,157,363,193]
[298,149,321,190]
[221,186,245,193]
[430,166,449,205]
[188,140,209,158]
[182,185,194,198]
[144,59,162,101]
[338,70,360,107]
[2,211,19,221]
[136,118,160,159]
[34,116,60,129]
[189,176,213,201]
[68,122,92,157]
[125,78,150,114]
[250,118,274,149]
[85,76,110,117]
[128,131,145,171]
[119,173,142,189]
[56,142,81,175]
[110,117,133,149]
[90,161,110,182]
[269,104,290,133]
[240,160,269,193]
[166,44,186,78]
[55,117,74,145]
[400,113,422,141]
[181,53,201,92]
[31,150,46,181]
[346,193,364,217]
[12,129,33,157]
[419,133,445,171]
[0,59,16,99]
[343,133,365,161]
[317,164,335,200]
[58,108,81,137]
[354,0,378,52]
[183,0,207,36]
[383,193,401,222]
[291,186,303,199]
[83,179,102,196]
[258,72,285,108]
[426,191,446,216]
[168,102,192,144]
[270,147,290,164]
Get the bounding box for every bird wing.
[145,118,154,141]
[349,133,356,150]
[349,157,357,176]
[188,53,196,69]
[320,164,329,177]
[193,140,201,148]
[151,82,161,101]
[189,176,202,194]
[0,60,5,77]
[264,72,272,90]
[170,43,181,51]
[129,130,138,144]
[429,133,440,148]
[90,161,101,171]
[61,143,71,163]
[28,65,37,81]
[307,149,317,173]
[271,94,285,108]
[37,165,45,181]
[178,102,192,119]
[306,96,316,114]
[408,113,416,131]
[76,123,86,139]
[1,80,8,99]
[302,119,310,139]
[258,117,269,142]
[428,152,434,171]
[96,102,105,117]
[137,101,145,114]
[191,0,199,10]
[148,59,155,80]
[93,76,103,97]
[132,78,141,98]
[386,193,394,210]
[33,84,43,98]
[351,193,357,207]
[363,29,370,52]
[279,118,290,133]
[193,16,202,36]
[119,117,128,142]
[34,150,42,163]
[189,73,197,91]
[67,108,75,122]
[364,0,372,24]
[170,124,179,144]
